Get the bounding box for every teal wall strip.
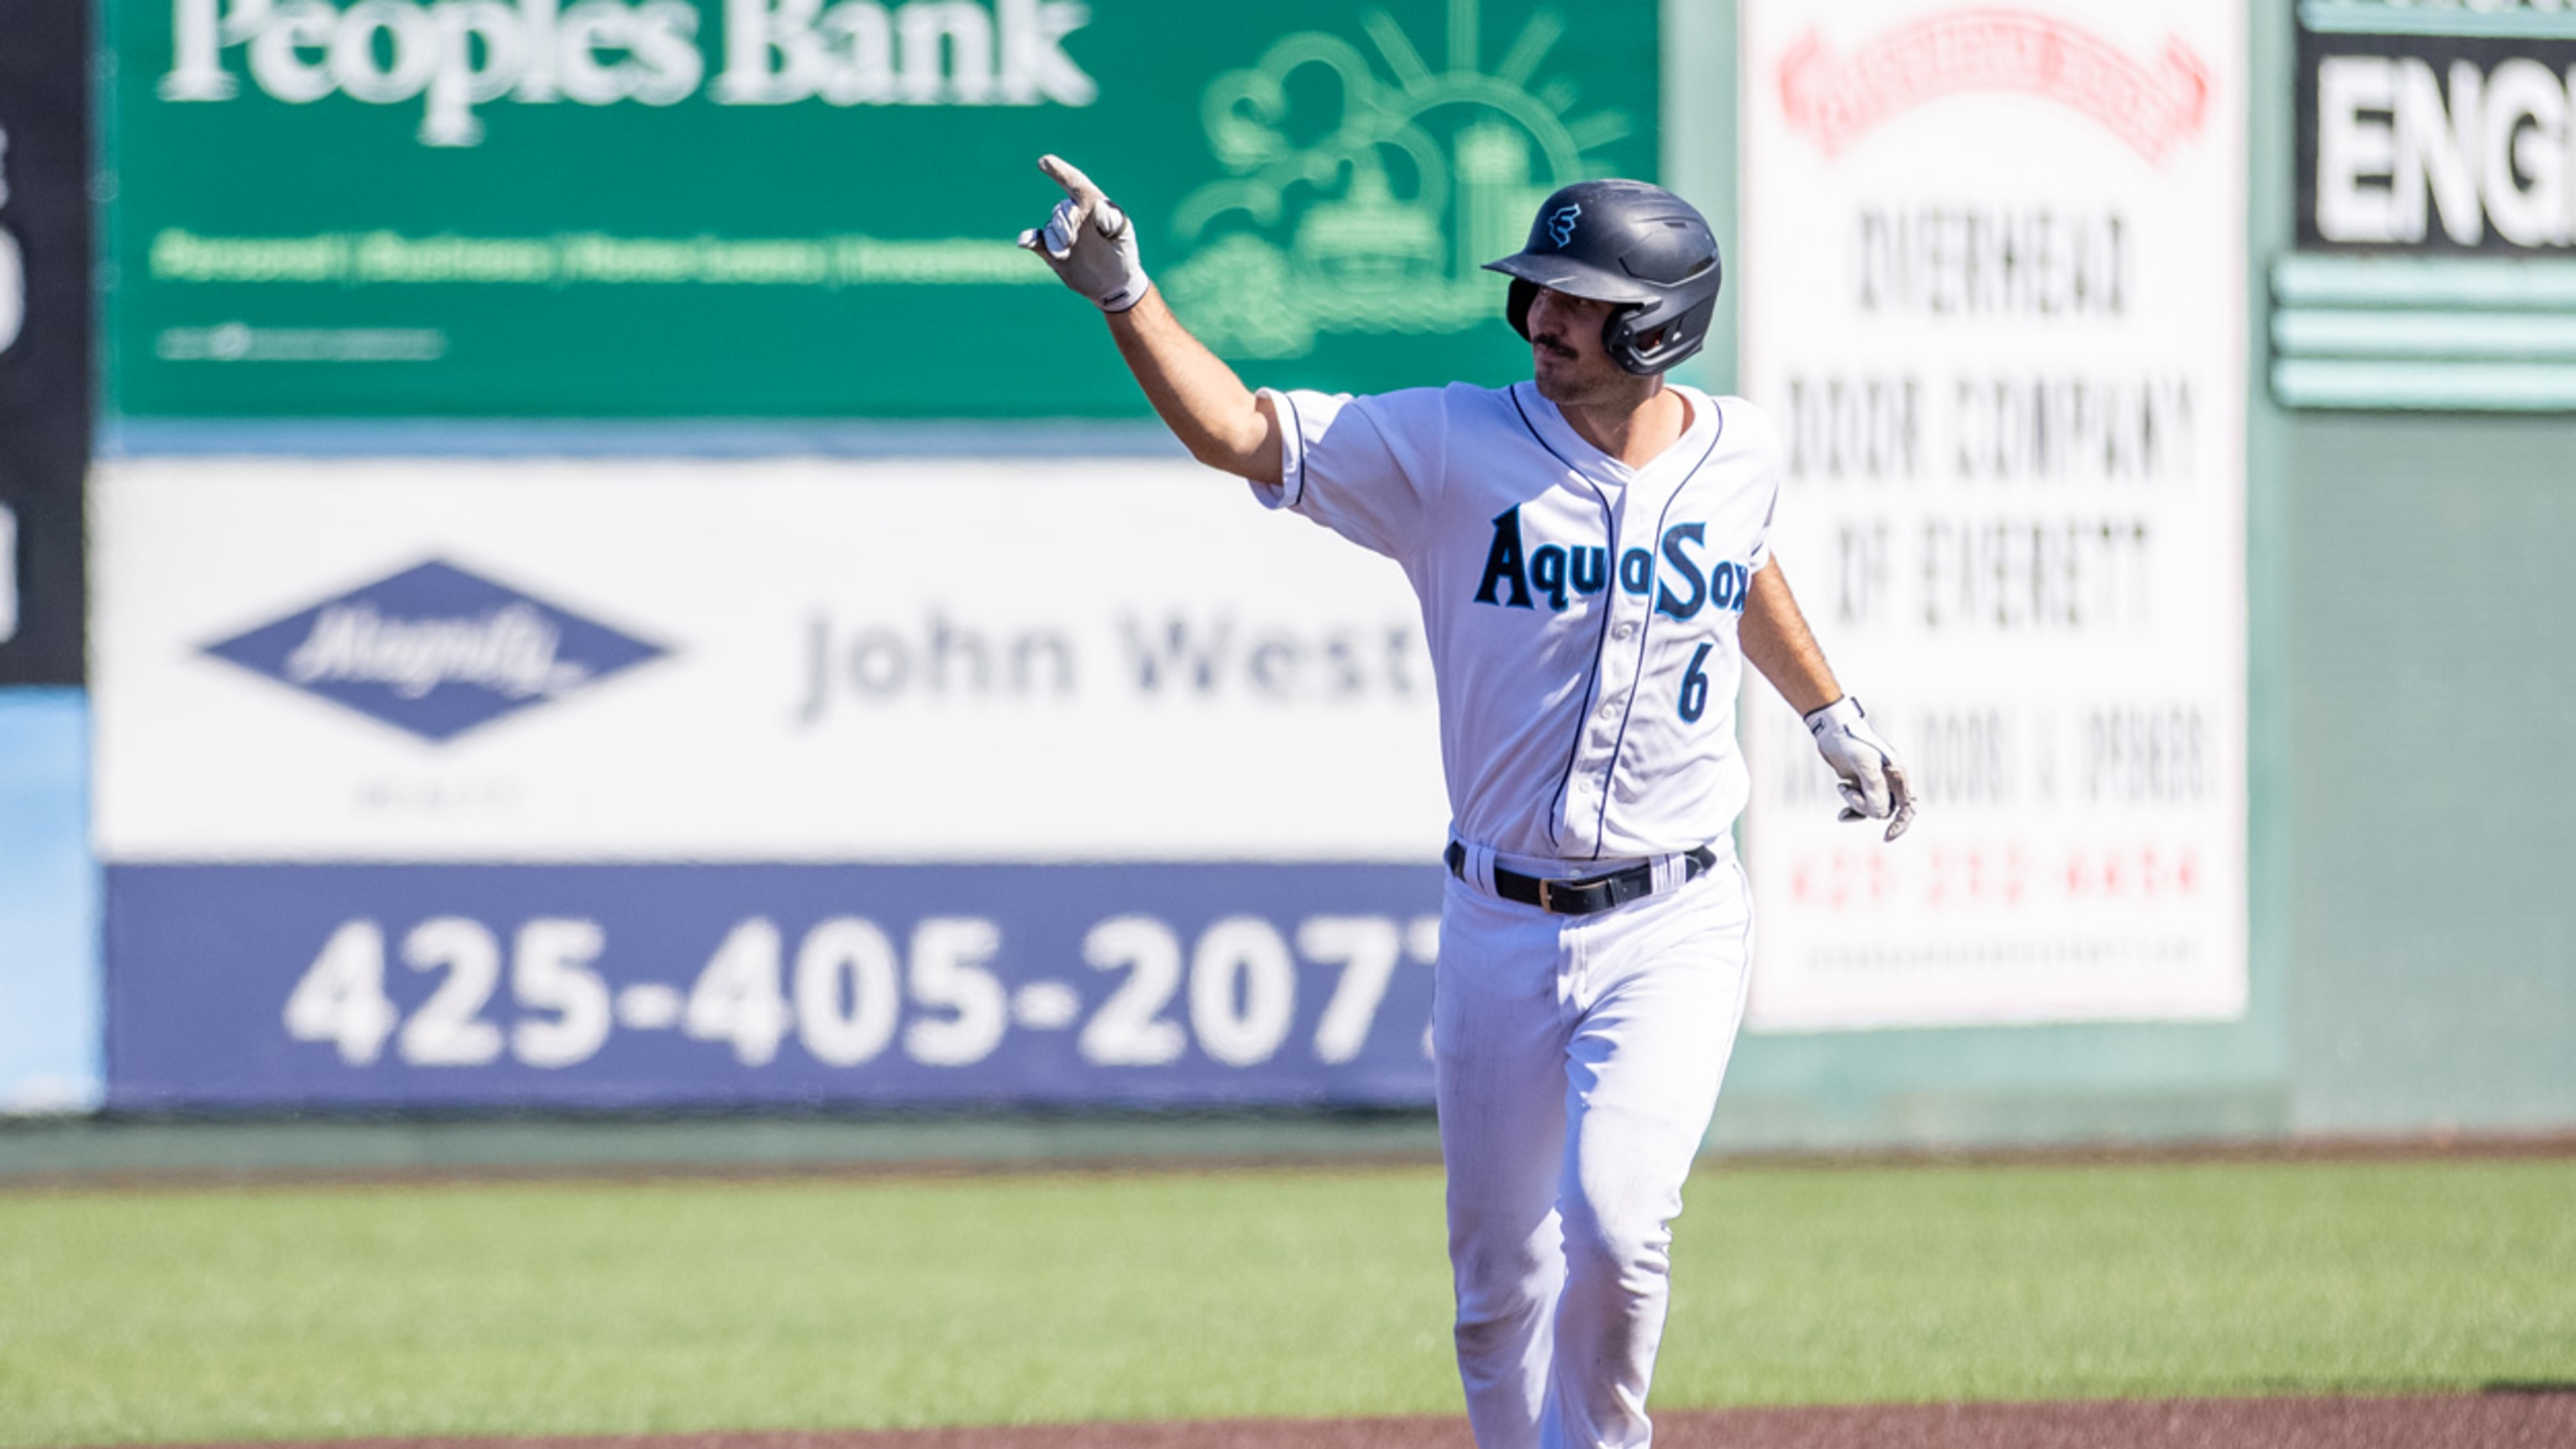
[2272,257,2576,310]
[2273,358,2576,408]
[2298,1,2576,39]
[2274,310,2576,359]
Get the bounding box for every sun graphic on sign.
[1161,2,1633,358]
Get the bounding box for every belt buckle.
[1536,877,1556,913]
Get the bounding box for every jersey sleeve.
[1247,386,1450,560]
[1726,397,1786,573]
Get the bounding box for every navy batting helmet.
[1483,179,1722,376]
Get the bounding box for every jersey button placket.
[1578,579,1651,847]
[1596,490,1669,837]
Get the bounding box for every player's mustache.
[1531,332,1579,360]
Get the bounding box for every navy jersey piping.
[1276,390,1306,508]
[1512,384,1618,855]
[1507,383,1583,475]
[1586,405,1728,858]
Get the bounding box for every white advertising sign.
[1739,1,2247,1028]
[95,457,1446,863]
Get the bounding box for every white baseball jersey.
[1252,380,1780,865]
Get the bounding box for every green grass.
[2,1157,2570,1445]
[1657,1158,2576,1405]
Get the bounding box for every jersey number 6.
[1677,643,1713,724]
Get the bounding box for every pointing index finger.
[1037,153,1107,210]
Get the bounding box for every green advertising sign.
[105,0,1658,418]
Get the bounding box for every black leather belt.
[1445,841,1718,917]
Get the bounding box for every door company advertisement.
[96,457,1450,1109]
[1737,0,2250,1029]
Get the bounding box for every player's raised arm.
[1017,155,1281,486]
[1741,559,1918,842]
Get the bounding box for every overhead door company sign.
[2277,0,2576,409]
[105,0,1655,418]
[95,456,1450,1109]
[1738,0,2248,1030]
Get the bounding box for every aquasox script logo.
[1545,200,1580,247]
[200,558,667,742]
[1160,3,1636,358]
[1472,506,1752,621]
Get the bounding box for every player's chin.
[1533,367,1605,407]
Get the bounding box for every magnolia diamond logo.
[201,558,667,743]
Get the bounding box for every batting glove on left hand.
[1804,696,1917,842]
[1017,154,1150,313]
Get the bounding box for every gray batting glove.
[1017,154,1150,313]
[1803,696,1916,842]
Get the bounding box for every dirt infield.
[190,1392,2576,1449]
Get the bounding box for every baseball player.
[1020,155,1913,1449]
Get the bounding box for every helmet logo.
[1546,202,1582,247]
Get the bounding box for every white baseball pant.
[1432,850,1754,1449]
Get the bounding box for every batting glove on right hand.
[1803,696,1917,842]
[1018,154,1150,313]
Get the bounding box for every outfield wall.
[1685,0,2576,1148]
[0,691,101,1115]
[0,0,100,1118]
[8,0,2568,1152]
